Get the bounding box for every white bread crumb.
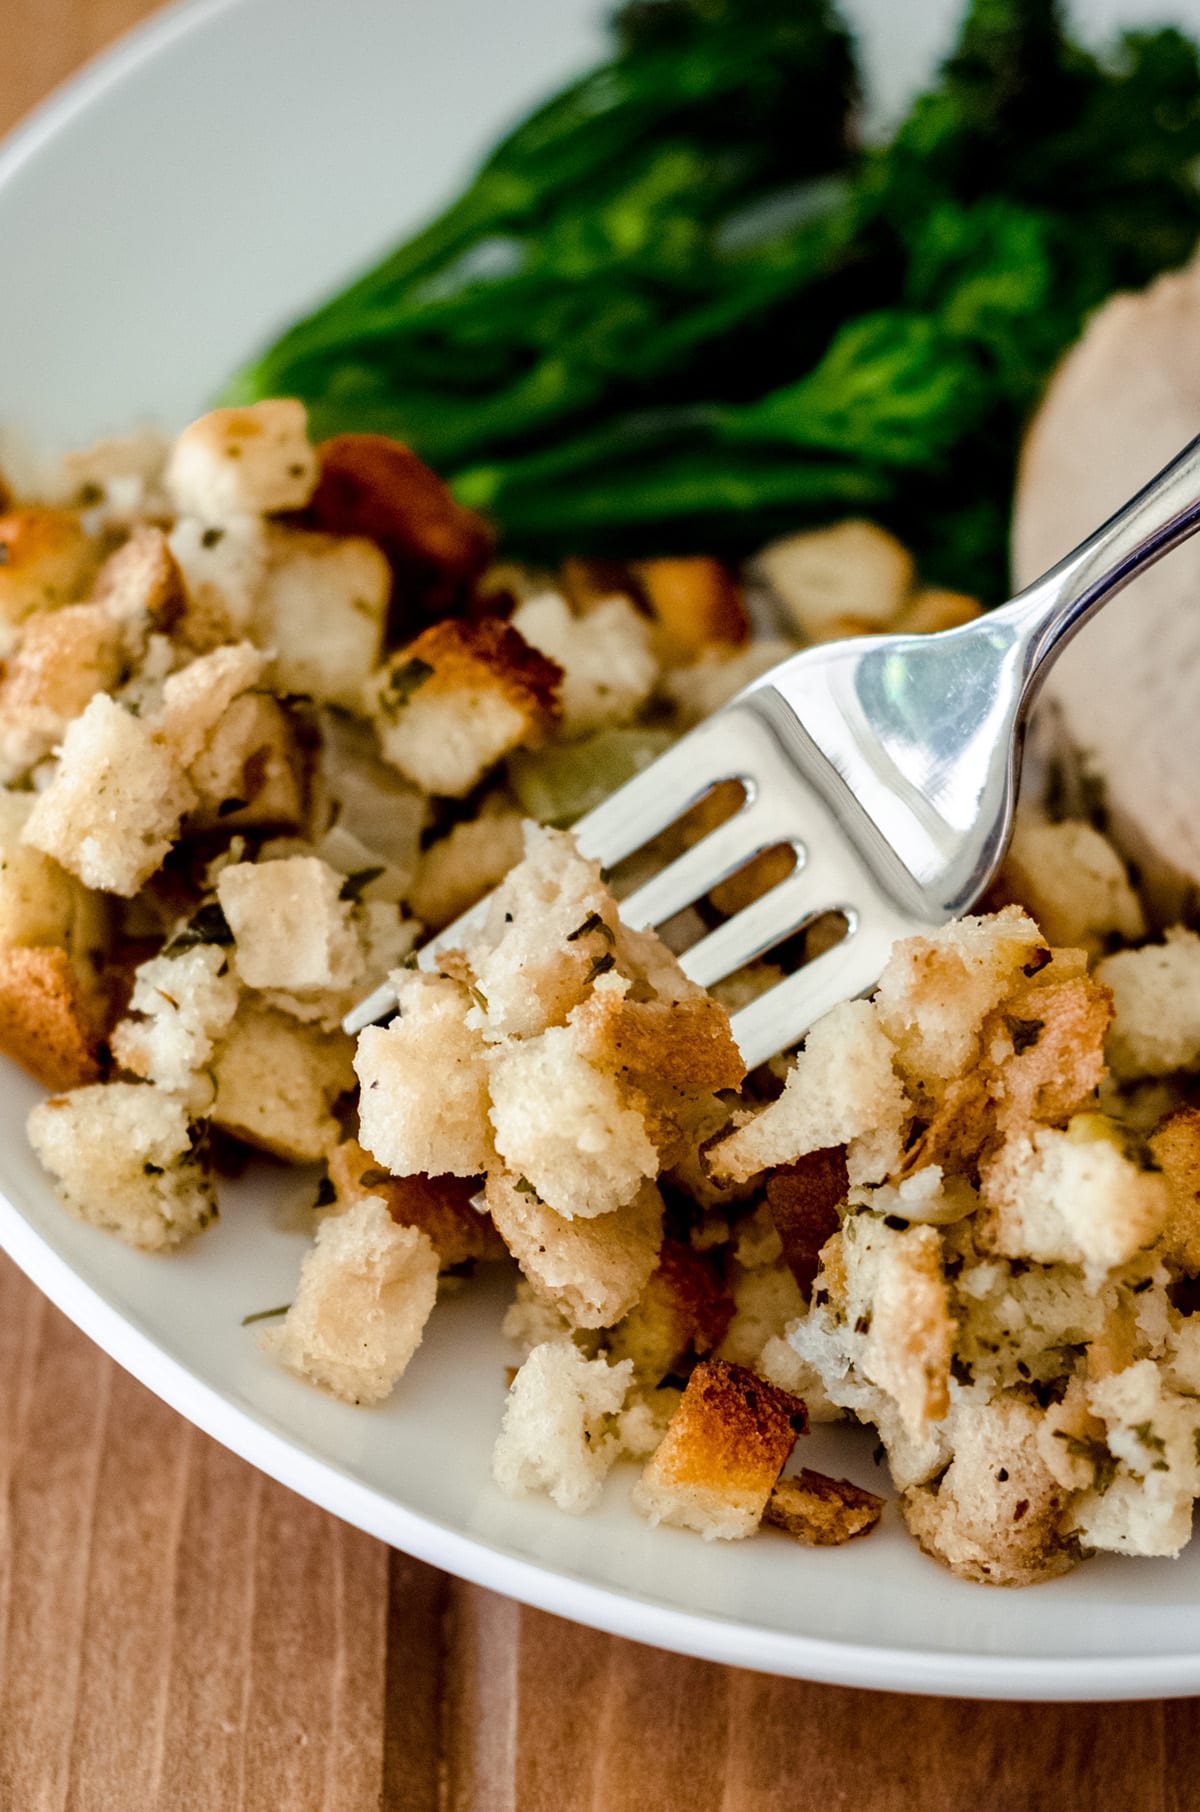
[492,1339,633,1513]
[355,970,495,1178]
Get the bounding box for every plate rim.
[4,0,1200,1701]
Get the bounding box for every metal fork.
[346,434,1200,1068]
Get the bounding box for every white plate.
[4,0,1200,1700]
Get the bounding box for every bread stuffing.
[15,400,1200,1586]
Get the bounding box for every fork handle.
[1000,429,1200,691]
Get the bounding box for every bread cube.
[633,557,748,661]
[186,691,305,831]
[764,1468,884,1546]
[408,805,526,932]
[355,970,494,1177]
[217,856,360,992]
[211,1003,354,1161]
[90,524,185,630]
[979,1117,1169,1281]
[153,641,267,769]
[492,1339,633,1513]
[253,527,390,708]
[997,818,1144,958]
[1070,1361,1200,1559]
[711,998,909,1188]
[631,1359,804,1540]
[607,1239,732,1381]
[1096,929,1200,1079]
[663,639,795,729]
[715,1260,805,1372]
[369,618,561,797]
[753,520,913,640]
[510,591,657,734]
[110,943,240,1102]
[0,946,102,1089]
[21,693,195,895]
[165,400,318,520]
[874,906,1048,1098]
[0,508,99,641]
[487,1021,659,1219]
[0,789,103,951]
[261,1196,438,1406]
[327,1138,506,1269]
[168,513,270,641]
[901,1396,1073,1586]
[1150,1106,1200,1271]
[0,603,127,781]
[861,1223,953,1438]
[27,1080,214,1249]
[486,1172,663,1329]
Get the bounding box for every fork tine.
[573,718,739,869]
[619,804,772,929]
[678,863,833,989]
[728,916,904,1071]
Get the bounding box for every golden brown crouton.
[0,508,99,637]
[303,434,494,621]
[211,1003,355,1161]
[863,1223,953,1439]
[753,520,914,640]
[217,855,359,993]
[186,691,306,832]
[0,945,102,1089]
[606,1238,733,1381]
[764,1468,884,1546]
[985,974,1113,1134]
[327,1137,506,1269]
[633,556,749,661]
[572,989,745,1097]
[408,805,526,931]
[892,587,983,636]
[261,1196,438,1406]
[901,1396,1075,1586]
[0,603,127,782]
[165,400,318,520]
[370,617,561,797]
[631,1358,805,1540]
[764,1146,849,1298]
[485,1172,663,1330]
[89,524,185,630]
[1150,1105,1200,1272]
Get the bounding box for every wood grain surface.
[2,8,1200,1809]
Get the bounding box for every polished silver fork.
[346,434,1200,1068]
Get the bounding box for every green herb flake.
[339,866,385,903]
[201,526,225,549]
[314,1176,337,1208]
[1132,1421,1167,1456]
[515,1176,539,1198]
[1053,1430,1118,1495]
[164,900,235,954]
[358,1167,392,1189]
[241,1303,291,1326]
[217,797,249,818]
[584,950,616,985]
[1004,1015,1044,1055]
[380,657,434,716]
[567,910,615,946]
[468,984,489,1012]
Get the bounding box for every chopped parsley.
[164,900,234,954]
[1004,1014,1044,1055]
[583,950,616,985]
[241,1303,291,1326]
[1054,1430,1118,1495]
[339,866,385,903]
[567,910,615,945]
[379,656,434,716]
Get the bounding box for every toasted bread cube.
[607,1239,732,1381]
[408,806,526,932]
[0,789,104,951]
[753,520,913,640]
[355,970,494,1177]
[633,557,749,662]
[764,1468,884,1545]
[211,1003,354,1161]
[152,641,268,769]
[0,509,99,640]
[492,1339,633,1513]
[510,591,657,734]
[486,1173,663,1329]
[261,1196,438,1406]
[979,1117,1169,1280]
[59,429,170,517]
[998,818,1144,958]
[0,946,102,1088]
[0,603,127,781]
[764,1149,849,1298]
[168,514,270,641]
[901,1396,1073,1586]
[663,639,796,729]
[862,1223,953,1438]
[487,1020,659,1220]
[165,401,318,520]
[572,987,745,1099]
[27,1080,214,1249]
[253,527,390,708]
[327,1138,506,1269]
[217,856,359,993]
[631,1359,804,1540]
[893,587,982,636]
[187,691,305,831]
[1150,1105,1200,1272]
[370,618,560,797]
[1071,1361,1200,1558]
[1096,929,1200,1079]
[984,973,1112,1135]
[874,906,1047,1098]
[90,524,185,630]
[110,944,240,1102]
[21,693,195,895]
[711,999,909,1188]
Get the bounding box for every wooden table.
[3,10,1198,1806]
